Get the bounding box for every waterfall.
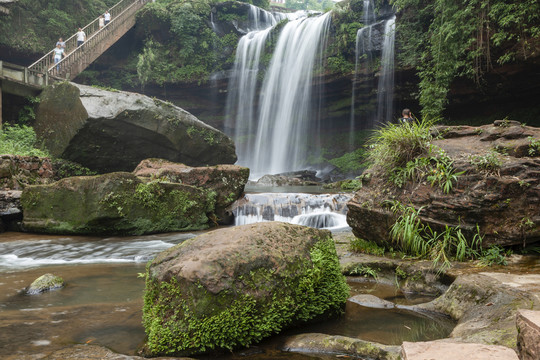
[246,4,277,31]
[376,16,396,124]
[350,0,378,149]
[225,27,273,162]
[249,12,332,178]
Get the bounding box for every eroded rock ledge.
[347,121,540,248]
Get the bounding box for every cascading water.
[231,192,351,231]
[226,12,332,179]
[350,0,377,150]
[376,16,396,124]
[225,27,273,161]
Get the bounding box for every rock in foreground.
[34,82,237,173]
[21,172,215,235]
[142,222,349,357]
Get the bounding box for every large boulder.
[34,82,237,173]
[347,122,540,248]
[133,159,249,224]
[142,222,349,357]
[20,172,215,235]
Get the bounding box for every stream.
[0,191,455,359]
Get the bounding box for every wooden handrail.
[28,0,148,80]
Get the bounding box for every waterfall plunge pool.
[0,231,455,359]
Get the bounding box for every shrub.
[0,124,50,157]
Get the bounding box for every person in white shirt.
[76,28,86,47]
[53,43,65,71]
[104,11,111,25]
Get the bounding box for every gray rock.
[34,82,237,173]
[348,294,395,309]
[401,340,518,360]
[283,333,400,360]
[26,273,64,295]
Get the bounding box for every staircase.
[28,0,149,81]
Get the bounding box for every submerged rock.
[34,82,237,173]
[26,273,64,295]
[283,333,400,360]
[347,122,540,248]
[348,294,395,309]
[21,172,215,235]
[142,222,349,357]
[133,159,249,224]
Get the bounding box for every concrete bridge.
[0,0,149,126]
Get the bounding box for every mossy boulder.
[20,172,215,235]
[142,222,349,357]
[133,159,249,224]
[34,82,237,173]
[26,273,65,295]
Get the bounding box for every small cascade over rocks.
[231,192,351,231]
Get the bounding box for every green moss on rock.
[142,223,349,356]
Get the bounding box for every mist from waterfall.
[226,11,332,179]
[377,16,396,124]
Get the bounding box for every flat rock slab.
[348,294,395,309]
[401,340,518,360]
[517,309,540,360]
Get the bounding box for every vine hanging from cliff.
[392,0,540,118]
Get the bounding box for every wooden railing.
[28,0,148,81]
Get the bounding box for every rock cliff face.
[347,121,540,248]
[34,82,237,173]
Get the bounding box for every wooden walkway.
[28,0,148,81]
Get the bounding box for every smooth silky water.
[0,229,454,359]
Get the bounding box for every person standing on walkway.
[99,15,105,29]
[56,37,66,49]
[104,10,111,26]
[76,28,86,48]
[53,43,65,71]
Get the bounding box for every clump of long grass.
[367,118,437,177]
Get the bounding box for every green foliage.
[477,246,511,267]
[340,179,363,191]
[142,236,348,356]
[366,118,436,177]
[52,160,96,179]
[528,136,540,156]
[389,203,511,271]
[286,0,335,11]
[469,151,502,173]
[349,237,386,256]
[0,124,50,157]
[0,0,117,52]
[17,96,40,125]
[391,0,540,118]
[328,148,367,173]
[349,265,378,279]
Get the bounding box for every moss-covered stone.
[26,273,65,295]
[142,222,349,357]
[21,172,215,235]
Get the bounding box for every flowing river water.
[0,219,455,359]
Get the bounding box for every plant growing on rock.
[0,124,50,157]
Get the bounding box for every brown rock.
[401,340,519,360]
[347,123,540,248]
[133,158,249,224]
[517,309,540,360]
